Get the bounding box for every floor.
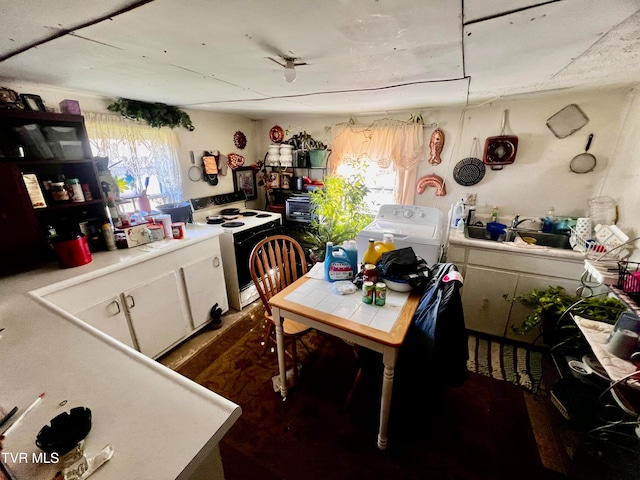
[160,302,617,479]
[158,300,264,371]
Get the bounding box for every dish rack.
[569,226,624,260]
[618,261,640,302]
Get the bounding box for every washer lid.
[360,220,441,245]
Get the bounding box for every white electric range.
[191,192,283,310]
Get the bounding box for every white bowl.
[382,276,412,292]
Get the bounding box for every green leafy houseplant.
[304,173,374,261]
[505,285,627,336]
[107,98,194,131]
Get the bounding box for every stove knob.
[392,209,398,216]
[403,210,413,218]
[418,211,425,218]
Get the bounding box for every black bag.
[376,247,431,291]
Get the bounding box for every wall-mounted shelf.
[0,109,106,273]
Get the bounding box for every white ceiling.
[1,0,639,119]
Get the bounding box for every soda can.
[362,281,375,304]
[375,282,387,306]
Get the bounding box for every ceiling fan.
[267,55,308,83]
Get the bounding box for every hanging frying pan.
[570,134,596,174]
[483,110,518,170]
[188,151,203,182]
[453,137,485,186]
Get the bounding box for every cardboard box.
[116,224,153,248]
[59,99,81,115]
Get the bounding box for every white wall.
[1,81,261,207]
[258,87,633,218]
[5,80,638,257]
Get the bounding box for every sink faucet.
[511,215,540,229]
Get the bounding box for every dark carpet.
[177,313,562,480]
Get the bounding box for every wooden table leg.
[272,306,288,399]
[377,346,398,450]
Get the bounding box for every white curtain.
[330,120,424,204]
[85,113,183,203]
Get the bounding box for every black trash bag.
[376,247,431,292]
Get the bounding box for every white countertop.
[448,230,586,261]
[0,224,240,479]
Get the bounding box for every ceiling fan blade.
[267,57,285,67]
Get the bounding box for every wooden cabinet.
[0,109,105,273]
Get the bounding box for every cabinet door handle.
[213,256,220,268]
[110,299,121,315]
[125,294,135,309]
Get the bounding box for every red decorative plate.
[233,130,247,150]
[269,125,284,144]
[227,153,245,169]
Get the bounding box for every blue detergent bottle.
[343,240,359,275]
[324,242,355,282]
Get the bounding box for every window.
[335,157,396,212]
[85,113,182,212]
[330,120,424,208]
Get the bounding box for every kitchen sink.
[464,225,572,249]
[465,225,493,240]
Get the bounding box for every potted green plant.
[304,172,374,262]
[505,285,627,344]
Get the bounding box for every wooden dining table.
[269,276,421,450]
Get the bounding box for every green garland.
[107,98,194,131]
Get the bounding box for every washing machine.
[356,204,444,266]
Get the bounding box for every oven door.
[233,221,284,290]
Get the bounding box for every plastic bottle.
[491,205,499,223]
[456,218,466,233]
[542,207,555,233]
[102,220,117,251]
[138,190,152,214]
[107,196,121,227]
[382,233,395,251]
[343,240,358,274]
[451,199,465,227]
[362,238,379,265]
[324,242,355,282]
[362,238,390,266]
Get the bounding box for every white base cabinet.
[123,271,188,358]
[73,296,135,348]
[452,244,585,345]
[43,235,227,358]
[181,254,229,329]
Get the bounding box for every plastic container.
[486,222,507,241]
[66,178,85,202]
[451,199,465,227]
[172,222,186,239]
[342,240,358,274]
[542,207,556,233]
[51,182,70,202]
[52,234,92,268]
[157,202,192,223]
[324,242,355,282]
[588,196,617,226]
[490,205,499,223]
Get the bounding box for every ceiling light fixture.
[284,59,296,83]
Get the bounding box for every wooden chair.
[249,235,312,383]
